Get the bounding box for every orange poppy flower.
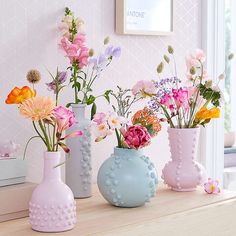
[132,107,161,137]
[5,86,36,104]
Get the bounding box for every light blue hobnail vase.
[97,147,158,208]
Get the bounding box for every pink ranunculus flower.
[53,106,77,134]
[172,87,189,110]
[73,33,86,47]
[204,178,220,194]
[123,125,151,149]
[132,80,157,98]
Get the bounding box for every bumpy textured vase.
[162,127,206,192]
[97,148,158,208]
[29,152,76,232]
[65,104,92,198]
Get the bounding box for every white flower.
[132,80,157,98]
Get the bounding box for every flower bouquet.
[93,83,161,207]
[58,8,121,197]
[149,46,233,191]
[5,70,81,232]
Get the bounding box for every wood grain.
[0,185,236,236]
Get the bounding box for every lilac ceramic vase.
[162,127,206,191]
[29,152,76,232]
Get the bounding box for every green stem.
[115,128,122,148]
[23,136,40,159]
[72,64,78,103]
[32,121,47,145]
[39,120,51,151]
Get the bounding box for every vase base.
[74,195,92,199]
[171,187,196,192]
[31,225,74,233]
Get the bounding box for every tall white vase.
[65,104,92,198]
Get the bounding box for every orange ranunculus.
[194,106,220,123]
[5,86,36,104]
[132,107,161,137]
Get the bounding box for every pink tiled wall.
[0,0,201,183]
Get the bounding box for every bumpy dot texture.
[29,201,76,232]
[97,149,158,208]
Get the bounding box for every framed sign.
[116,0,174,35]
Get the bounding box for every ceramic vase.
[97,148,158,208]
[162,127,206,192]
[65,104,92,198]
[29,152,76,232]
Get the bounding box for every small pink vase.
[29,152,76,232]
[162,127,206,191]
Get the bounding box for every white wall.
[0,0,201,183]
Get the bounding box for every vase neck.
[72,105,86,119]
[43,152,61,182]
[114,148,143,158]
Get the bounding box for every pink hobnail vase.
[29,152,76,232]
[162,127,206,192]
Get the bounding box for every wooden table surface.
[1,184,236,236]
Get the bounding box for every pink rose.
[73,33,86,47]
[53,106,76,134]
[123,125,151,149]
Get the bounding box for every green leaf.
[87,95,96,105]
[91,103,97,120]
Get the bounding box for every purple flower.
[89,54,108,70]
[46,71,67,93]
[105,46,121,58]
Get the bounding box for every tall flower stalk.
[58,7,121,119]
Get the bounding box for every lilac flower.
[105,46,121,58]
[46,71,67,93]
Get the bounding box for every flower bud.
[164,55,170,63]
[228,53,234,60]
[89,48,94,57]
[190,66,196,75]
[104,36,110,45]
[168,45,174,54]
[157,62,164,74]
[205,80,213,88]
[218,73,224,80]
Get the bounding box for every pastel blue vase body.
[97,148,158,208]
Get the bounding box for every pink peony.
[172,87,189,110]
[204,178,220,194]
[132,80,157,98]
[53,106,76,134]
[123,125,151,149]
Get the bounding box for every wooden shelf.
[1,184,236,235]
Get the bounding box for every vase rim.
[168,127,200,130]
[114,147,144,153]
[71,104,86,108]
